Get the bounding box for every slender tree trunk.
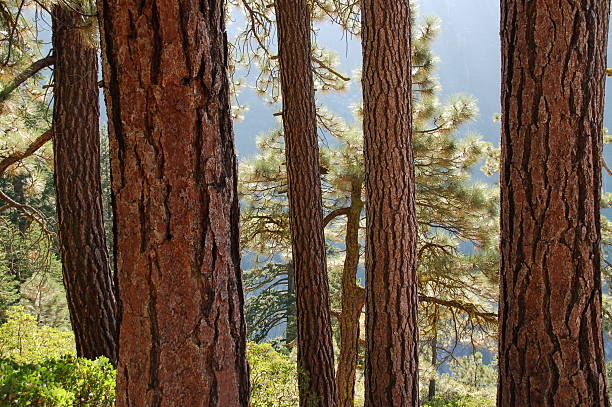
[498,1,610,406]
[274,0,337,405]
[428,330,437,400]
[51,5,117,364]
[286,263,297,344]
[336,178,364,407]
[12,175,27,232]
[361,1,420,406]
[97,0,249,405]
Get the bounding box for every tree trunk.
[12,175,27,232]
[498,1,610,406]
[336,178,364,407]
[51,5,117,364]
[274,0,338,405]
[361,1,420,406]
[97,0,249,405]
[428,330,437,400]
[286,263,297,344]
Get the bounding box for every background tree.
[97,0,249,404]
[498,1,610,405]
[51,2,117,365]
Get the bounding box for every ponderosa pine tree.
[240,13,499,404]
[361,0,419,405]
[97,0,249,405]
[274,0,338,405]
[51,4,117,365]
[498,1,610,406]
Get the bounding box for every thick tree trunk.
[336,178,364,407]
[51,5,117,364]
[498,1,610,406]
[361,1,420,406]
[97,0,249,405]
[274,0,338,406]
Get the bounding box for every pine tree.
[274,0,338,405]
[360,0,419,404]
[498,1,610,405]
[97,0,249,404]
[51,3,117,365]
[240,11,499,404]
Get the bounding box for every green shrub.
[0,306,74,363]
[0,356,115,406]
[248,342,298,407]
[422,395,495,407]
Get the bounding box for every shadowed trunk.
[361,0,420,405]
[428,329,438,400]
[274,0,338,405]
[286,263,296,344]
[498,1,610,406]
[97,0,249,405]
[336,178,365,407]
[52,5,117,365]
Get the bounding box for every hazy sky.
[230,0,612,192]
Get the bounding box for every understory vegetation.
[0,306,501,406]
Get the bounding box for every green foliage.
[422,353,497,405]
[0,306,74,363]
[0,356,116,406]
[0,220,69,327]
[248,342,299,407]
[422,395,495,407]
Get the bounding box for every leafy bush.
[0,356,115,406]
[248,342,299,407]
[422,395,495,407]
[0,306,74,363]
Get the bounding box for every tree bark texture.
[97,0,249,405]
[52,5,118,364]
[361,1,420,406]
[499,1,610,406]
[336,178,365,407]
[274,0,338,406]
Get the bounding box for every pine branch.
[323,207,351,227]
[0,128,54,234]
[0,129,53,174]
[418,294,497,324]
[0,55,55,105]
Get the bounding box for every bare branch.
[323,207,351,228]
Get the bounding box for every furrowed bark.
[97,0,249,405]
[498,1,610,406]
[361,0,420,405]
[52,5,117,364]
[274,0,338,405]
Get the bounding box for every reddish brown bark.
[52,5,117,364]
[361,0,420,406]
[498,1,610,406]
[336,178,365,407]
[274,0,337,405]
[97,0,249,405]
